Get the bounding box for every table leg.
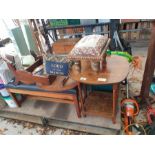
[77,83,87,117]
[112,84,119,124]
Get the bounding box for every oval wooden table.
[69,55,130,123]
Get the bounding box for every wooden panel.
[52,38,80,54]
[15,70,34,85]
[127,23,131,40]
[140,21,151,40]
[7,88,74,100]
[137,22,142,40]
[58,29,65,39]
[28,96,74,104]
[120,21,152,41]
[131,23,140,40]
[122,23,128,40]
[83,91,113,118]
[65,28,83,34]
[7,57,55,85]
[143,22,149,40]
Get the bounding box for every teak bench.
[5,76,83,118]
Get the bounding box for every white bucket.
[0,87,10,97]
[0,84,18,108]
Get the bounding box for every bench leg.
[73,96,81,118]
[8,92,22,107]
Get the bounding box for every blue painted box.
[45,61,69,76]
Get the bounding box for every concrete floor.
[0,41,151,135]
[0,117,89,135]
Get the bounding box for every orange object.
[132,56,142,70]
[121,98,139,134]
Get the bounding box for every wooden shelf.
[83,91,113,118]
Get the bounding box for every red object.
[121,98,139,134]
[147,105,155,124]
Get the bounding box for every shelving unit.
[41,19,110,53]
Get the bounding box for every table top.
[69,55,130,85]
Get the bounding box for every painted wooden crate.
[45,55,69,76]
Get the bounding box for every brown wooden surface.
[84,91,113,118]
[28,96,75,104]
[69,55,129,85]
[7,76,81,118]
[69,55,126,123]
[141,21,155,102]
[7,57,56,85]
[7,88,74,100]
[6,72,82,118]
[7,88,81,118]
[52,38,80,54]
[82,83,119,123]
[39,76,78,92]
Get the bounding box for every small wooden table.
[69,55,130,123]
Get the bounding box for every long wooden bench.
[5,76,83,118]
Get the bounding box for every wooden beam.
[7,88,74,100]
[28,96,74,104]
[140,21,155,102]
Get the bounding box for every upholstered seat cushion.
[70,35,108,56]
[5,82,76,95]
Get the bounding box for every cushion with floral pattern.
[70,35,108,56]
